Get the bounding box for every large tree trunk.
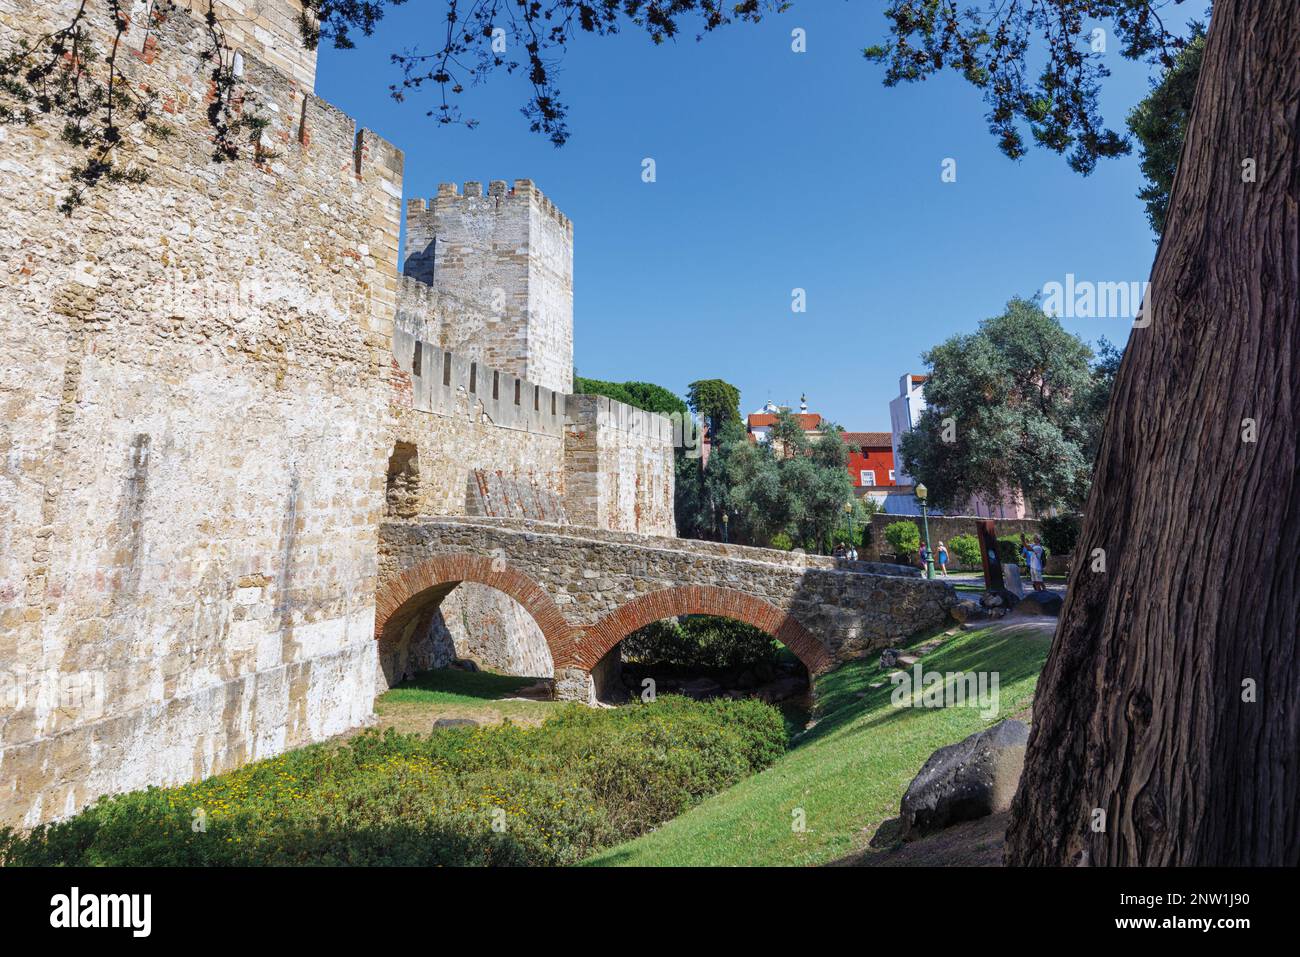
[1005,0,1299,866]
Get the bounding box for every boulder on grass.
[879,648,903,668]
[979,588,1019,609]
[899,719,1029,840]
[949,599,984,623]
[1010,592,1064,617]
[433,717,482,729]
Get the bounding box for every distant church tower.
[402,179,574,395]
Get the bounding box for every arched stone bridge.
[376,516,958,701]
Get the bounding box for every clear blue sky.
[316,2,1189,431]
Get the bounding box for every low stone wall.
[867,514,1043,563]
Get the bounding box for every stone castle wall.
[204,0,319,89]
[0,0,401,825]
[0,0,677,827]
[383,335,566,687]
[565,395,677,536]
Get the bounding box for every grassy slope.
[584,624,1052,867]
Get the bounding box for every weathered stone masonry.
[382,331,678,686]
[0,0,399,825]
[401,181,574,395]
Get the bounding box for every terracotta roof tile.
[747,413,823,429]
[842,431,894,448]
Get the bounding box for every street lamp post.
[721,511,729,544]
[916,483,935,580]
[843,501,854,550]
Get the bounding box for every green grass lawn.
[373,668,559,733]
[584,623,1052,867]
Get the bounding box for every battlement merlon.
[198,0,319,91]
[405,179,573,232]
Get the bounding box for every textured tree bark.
[1005,0,1299,866]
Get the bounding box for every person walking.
[936,541,949,577]
[1030,536,1047,592]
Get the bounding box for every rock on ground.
[899,719,1029,840]
[1009,592,1064,617]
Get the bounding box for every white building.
[886,372,1034,520]
[888,373,928,487]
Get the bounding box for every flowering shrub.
[0,696,785,867]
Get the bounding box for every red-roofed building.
[747,401,907,505]
[746,398,823,445]
[843,431,897,495]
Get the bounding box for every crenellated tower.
[402,179,574,395]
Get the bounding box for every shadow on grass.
[799,626,1053,746]
[386,668,542,702]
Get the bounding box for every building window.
[888,469,895,482]
[860,470,875,486]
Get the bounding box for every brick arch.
[582,585,832,674]
[374,554,580,664]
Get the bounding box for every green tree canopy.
[898,297,1114,515]
[695,411,853,553]
[1127,25,1207,236]
[573,376,688,418]
[686,379,742,438]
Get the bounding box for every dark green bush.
[998,536,1049,570]
[1040,514,1081,558]
[997,536,1025,567]
[0,696,785,867]
[621,615,782,670]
